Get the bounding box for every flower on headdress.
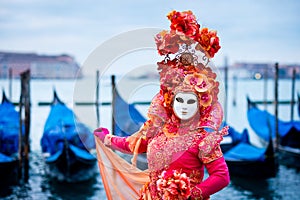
[167,10,200,38]
[196,28,221,58]
[160,67,185,91]
[199,92,213,107]
[163,92,172,107]
[184,73,212,93]
[154,10,223,131]
[155,30,180,56]
[156,10,221,58]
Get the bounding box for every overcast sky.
[1,0,300,73]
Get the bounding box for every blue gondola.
[113,89,146,137]
[220,122,247,153]
[247,96,300,168]
[112,88,148,169]
[40,90,97,182]
[298,93,300,118]
[0,91,19,185]
[224,129,278,178]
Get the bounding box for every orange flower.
[200,92,213,107]
[184,73,203,85]
[196,27,221,58]
[184,73,212,92]
[163,92,172,107]
[197,28,210,48]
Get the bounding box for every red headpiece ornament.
[149,10,223,131]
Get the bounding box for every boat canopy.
[224,143,266,161]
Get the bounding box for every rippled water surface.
[1,153,300,200]
[0,77,299,199]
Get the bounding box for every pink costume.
[94,10,230,200]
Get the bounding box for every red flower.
[157,170,191,200]
[160,67,185,91]
[167,10,200,38]
[196,28,221,58]
[155,10,221,58]
[155,31,180,56]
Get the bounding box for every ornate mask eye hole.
[187,99,196,104]
[179,52,193,65]
[175,97,184,103]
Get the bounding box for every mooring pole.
[111,75,116,135]
[290,68,296,121]
[96,70,100,127]
[232,75,237,107]
[19,70,31,182]
[9,68,12,100]
[263,65,268,110]
[274,63,279,150]
[18,85,24,181]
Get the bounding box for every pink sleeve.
[191,156,230,199]
[106,135,148,154]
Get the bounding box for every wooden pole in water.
[9,68,12,100]
[290,68,296,121]
[18,84,24,181]
[232,75,237,107]
[18,70,31,182]
[263,65,268,110]
[24,71,30,181]
[111,75,116,135]
[96,70,100,127]
[274,63,279,150]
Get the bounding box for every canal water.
[0,76,299,200]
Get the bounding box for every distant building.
[0,51,82,79]
[232,62,300,79]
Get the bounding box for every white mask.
[173,92,198,120]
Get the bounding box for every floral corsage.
[156,170,191,199]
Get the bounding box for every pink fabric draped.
[95,136,150,200]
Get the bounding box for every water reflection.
[42,177,99,200]
[230,176,275,199]
[0,151,105,200]
[0,185,13,198]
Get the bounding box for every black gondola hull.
[278,146,300,169]
[0,159,19,185]
[226,157,278,179]
[45,144,97,182]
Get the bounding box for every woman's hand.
[94,127,110,142]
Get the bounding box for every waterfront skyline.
[1,0,300,74]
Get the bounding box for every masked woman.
[94,10,230,200]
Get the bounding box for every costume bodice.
[147,129,205,172]
[145,128,224,200]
